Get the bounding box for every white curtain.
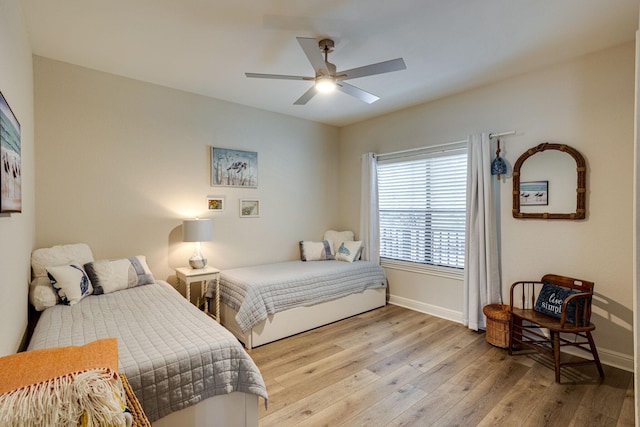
[359,153,380,263]
[463,133,501,331]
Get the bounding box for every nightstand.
[175,266,220,323]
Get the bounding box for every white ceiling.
[20,0,639,127]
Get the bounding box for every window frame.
[377,142,467,277]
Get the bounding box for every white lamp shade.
[183,218,213,242]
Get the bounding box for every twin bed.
[26,238,387,425]
[218,259,387,349]
[28,280,267,426]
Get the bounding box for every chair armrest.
[559,292,592,327]
[509,281,543,310]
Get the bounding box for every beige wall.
[0,0,35,356]
[34,57,339,285]
[339,42,635,370]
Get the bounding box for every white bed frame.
[153,392,258,427]
[221,288,387,349]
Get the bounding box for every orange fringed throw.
[0,338,131,427]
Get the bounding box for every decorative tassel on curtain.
[463,133,502,331]
[359,153,380,263]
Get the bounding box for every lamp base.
[189,253,207,269]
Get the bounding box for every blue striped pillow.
[84,255,155,295]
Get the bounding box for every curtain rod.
[377,130,516,159]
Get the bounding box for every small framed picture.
[520,181,548,206]
[207,197,225,211]
[240,199,260,218]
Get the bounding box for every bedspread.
[28,281,267,422]
[219,260,386,332]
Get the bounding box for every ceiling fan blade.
[293,86,317,105]
[337,82,380,104]
[245,72,310,81]
[296,37,327,74]
[340,58,406,81]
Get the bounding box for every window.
[377,145,467,270]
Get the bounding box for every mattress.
[219,260,386,332]
[28,281,268,422]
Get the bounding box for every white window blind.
[377,147,467,270]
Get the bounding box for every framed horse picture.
[0,92,21,213]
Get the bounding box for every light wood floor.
[248,304,634,427]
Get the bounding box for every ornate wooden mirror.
[512,143,586,219]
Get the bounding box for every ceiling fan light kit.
[246,37,406,105]
[315,76,336,93]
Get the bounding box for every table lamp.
[183,218,213,269]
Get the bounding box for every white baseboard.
[388,295,463,324]
[387,295,633,372]
[570,347,633,373]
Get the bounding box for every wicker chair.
[508,274,604,383]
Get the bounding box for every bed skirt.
[221,287,386,349]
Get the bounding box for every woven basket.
[121,373,151,427]
[483,304,510,348]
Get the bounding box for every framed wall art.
[0,91,21,213]
[240,199,260,218]
[207,196,225,211]
[211,147,258,188]
[520,180,548,206]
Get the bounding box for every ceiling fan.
[245,37,406,105]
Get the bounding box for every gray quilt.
[218,260,386,332]
[28,281,268,422]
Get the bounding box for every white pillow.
[335,241,363,263]
[31,243,94,278]
[46,264,93,305]
[30,243,95,310]
[299,240,334,261]
[84,255,155,295]
[29,276,60,312]
[323,230,355,254]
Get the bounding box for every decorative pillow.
[299,240,334,261]
[29,277,61,311]
[30,243,95,310]
[335,240,363,263]
[84,256,155,295]
[533,282,586,324]
[46,264,93,305]
[323,230,355,254]
[31,243,94,278]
